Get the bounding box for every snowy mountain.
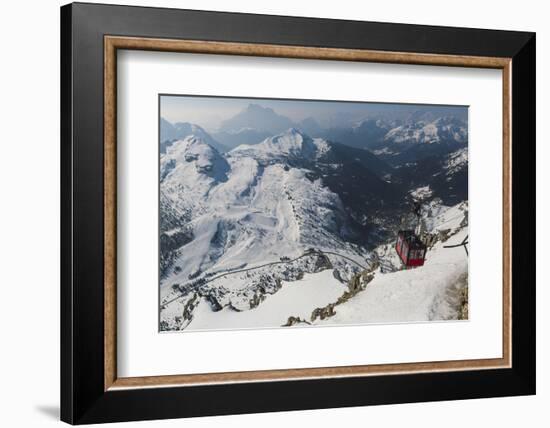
[314,115,467,168]
[230,129,405,232]
[159,124,468,332]
[210,104,304,149]
[199,103,467,171]
[160,130,374,277]
[229,127,330,163]
[383,116,466,146]
[159,129,409,330]
[160,120,227,153]
[373,116,467,165]
[218,103,295,134]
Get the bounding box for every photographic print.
[159,95,469,332]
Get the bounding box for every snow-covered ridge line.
[383,116,467,145]
[229,127,330,161]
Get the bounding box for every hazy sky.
[161,95,468,132]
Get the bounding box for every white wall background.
[0,0,546,426]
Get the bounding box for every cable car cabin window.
[410,249,424,260]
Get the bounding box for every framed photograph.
[61,2,535,424]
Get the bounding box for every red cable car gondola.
[395,230,426,268]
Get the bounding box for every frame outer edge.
[60,3,75,424]
[63,3,535,423]
[73,2,534,58]
[510,33,536,391]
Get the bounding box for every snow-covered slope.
[162,200,468,331]
[186,270,347,331]
[312,201,469,325]
[160,130,375,330]
[161,133,362,269]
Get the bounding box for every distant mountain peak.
[160,118,227,153]
[246,103,274,113]
[433,116,466,126]
[284,127,306,136]
[300,117,321,126]
[383,116,467,146]
[219,103,295,134]
[297,117,324,137]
